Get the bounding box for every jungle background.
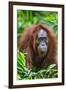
[17,10,58,80]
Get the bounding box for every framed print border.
[9,1,64,88]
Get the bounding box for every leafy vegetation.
[17,10,58,38]
[17,51,58,80]
[17,10,58,80]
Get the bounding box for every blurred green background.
[17,10,58,38]
[17,10,58,80]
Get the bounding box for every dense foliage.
[17,10,58,80]
[17,51,58,80]
[17,10,58,38]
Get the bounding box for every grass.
[17,51,58,80]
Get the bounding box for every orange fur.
[19,24,57,69]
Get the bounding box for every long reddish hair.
[19,24,57,64]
